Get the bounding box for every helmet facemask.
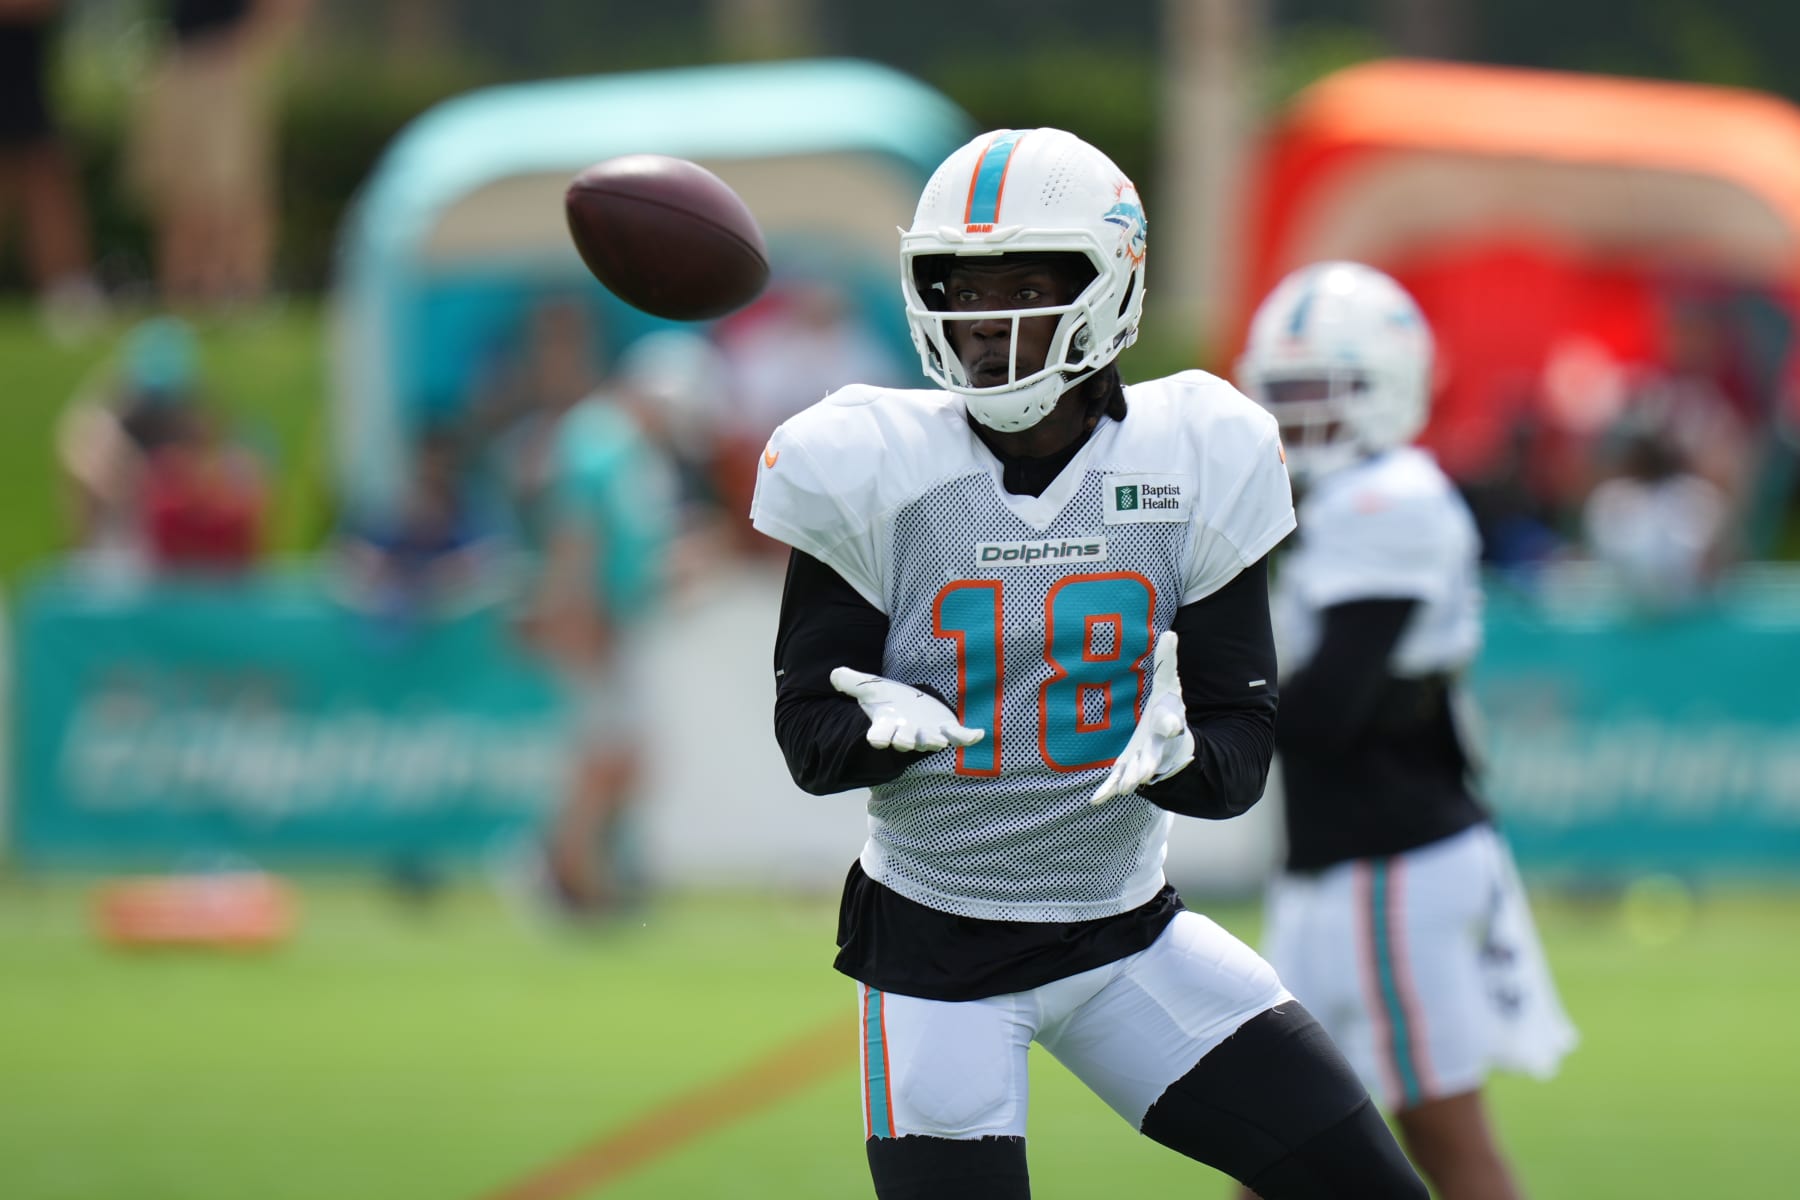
[1240,369,1375,485]
[900,128,1148,434]
[903,249,1119,433]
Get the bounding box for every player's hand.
[1091,631,1196,806]
[830,668,986,753]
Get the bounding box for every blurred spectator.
[0,0,103,339]
[1582,418,1728,610]
[720,284,900,438]
[472,292,606,465]
[719,279,906,438]
[55,316,267,574]
[607,328,740,583]
[1458,409,1569,574]
[139,404,267,573]
[612,329,730,503]
[1638,295,1755,515]
[331,424,504,639]
[502,298,679,919]
[57,316,197,554]
[127,0,308,309]
[712,279,905,551]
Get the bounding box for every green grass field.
[1,878,1795,1200]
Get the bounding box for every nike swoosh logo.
[763,447,780,468]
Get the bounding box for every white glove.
[830,667,986,753]
[1090,631,1196,806]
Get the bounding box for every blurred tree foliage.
[272,53,503,290]
[922,43,1159,204]
[7,0,1800,298]
[1262,20,1390,106]
[1282,0,1793,95]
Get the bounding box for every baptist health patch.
[1103,473,1192,524]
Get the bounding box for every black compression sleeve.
[1140,1003,1426,1198]
[1137,556,1281,820]
[1274,598,1418,758]
[866,1136,1029,1200]
[772,550,920,795]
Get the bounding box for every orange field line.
[479,1018,852,1200]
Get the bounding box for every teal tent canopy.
[331,58,973,517]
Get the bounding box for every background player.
[1235,261,1579,1200]
[504,298,680,918]
[751,129,1426,1199]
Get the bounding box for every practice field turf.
[0,878,1795,1200]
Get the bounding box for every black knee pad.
[1139,1002,1425,1198]
[865,1134,1030,1200]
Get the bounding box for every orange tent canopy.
[1229,59,1800,357]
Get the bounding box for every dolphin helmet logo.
[1102,188,1147,267]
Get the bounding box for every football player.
[1236,262,1578,1200]
[506,300,681,918]
[751,130,1426,1200]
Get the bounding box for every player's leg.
[1383,825,1571,1199]
[1228,857,1421,1200]
[1381,836,1524,1200]
[545,742,639,911]
[1155,1002,1423,1199]
[1394,1088,1521,1200]
[542,641,651,914]
[1252,826,1544,1198]
[865,1136,1028,1200]
[1039,909,1426,1198]
[856,982,1035,1200]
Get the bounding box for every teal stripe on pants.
[1370,862,1424,1106]
[865,987,893,1138]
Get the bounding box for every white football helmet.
[1236,261,1433,483]
[901,128,1148,432]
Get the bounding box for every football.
[564,154,770,321]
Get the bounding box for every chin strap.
[965,362,1116,434]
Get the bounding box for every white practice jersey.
[1272,447,1481,680]
[752,372,1294,922]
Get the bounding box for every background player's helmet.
[1236,261,1433,483]
[901,128,1148,432]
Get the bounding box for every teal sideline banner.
[1475,577,1800,878]
[10,564,565,865]
[11,564,1800,877]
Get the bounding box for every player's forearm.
[1139,704,1275,818]
[1129,560,1280,818]
[772,549,916,795]
[774,689,919,795]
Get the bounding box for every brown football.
[564,155,770,321]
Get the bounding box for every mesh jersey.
[751,372,1294,921]
[1272,446,1481,680]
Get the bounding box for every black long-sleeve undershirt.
[1273,598,1418,757]
[1274,597,1488,870]
[771,549,1280,818]
[771,549,922,793]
